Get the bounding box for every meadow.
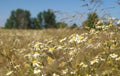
[0,26,120,76]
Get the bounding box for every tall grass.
[0,26,120,76]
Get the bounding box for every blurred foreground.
[0,27,120,76]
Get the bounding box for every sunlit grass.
[0,25,120,76]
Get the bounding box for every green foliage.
[5,9,58,29]
[5,9,31,29]
[30,18,40,29]
[5,11,16,29]
[37,12,42,28]
[56,22,68,28]
[37,9,57,28]
[15,9,31,29]
[82,12,98,30]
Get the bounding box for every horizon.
[0,0,120,27]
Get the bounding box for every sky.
[0,0,120,26]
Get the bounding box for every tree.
[5,9,31,29]
[30,18,40,29]
[5,11,17,29]
[5,9,57,29]
[16,9,31,29]
[82,12,98,29]
[24,10,31,29]
[37,12,43,28]
[37,9,57,28]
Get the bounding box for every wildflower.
[82,64,88,68]
[75,34,87,43]
[48,47,55,53]
[109,53,118,59]
[79,62,88,68]
[78,35,84,40]
[89,29,95,34]
[34,44,40,50]
[24,53,32,59]
[34,69,41,74]
[41,74,47,76]
[33,41,42,50]
[14,64,20,69]
[32,60,40,67]
[68,57,73,62]
[70,71,76,74]
[115,57,120,61]
[34,44,39,48]
[110,44,116,49]
[69,36,76,43]
[6,71,13,76]
[86,74,92,76]
[47,56,53,64]
[53,73,60,76]
[56,46,63,50]
[90,58,99,65]
[62,68,68,75]
[33,52,40,58]
[69,34,87,43]
[100,57,105,61]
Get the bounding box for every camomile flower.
[33,52,40,58]
[116,57,120,61]
[89,29,95,34]
[79,62,88,68]
[14,64,20,69]
[90,58,99,65]
[53,73,60,76]
[48,47,55,53]
[56,46,63,50]
[34,69,41,74]
[34,44,40,50]
[70,71,76,75]
[32,60,40,67]
[86,74,92,76]
[47,56,53,64]
[62,68,68,75]
[109,53,118,59]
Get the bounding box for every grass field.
[0,27,120,76]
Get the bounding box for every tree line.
[5,9,71,29]
[5,8,104,29]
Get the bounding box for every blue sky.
[0,0,120,26]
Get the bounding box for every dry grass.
[0,27,120,76]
